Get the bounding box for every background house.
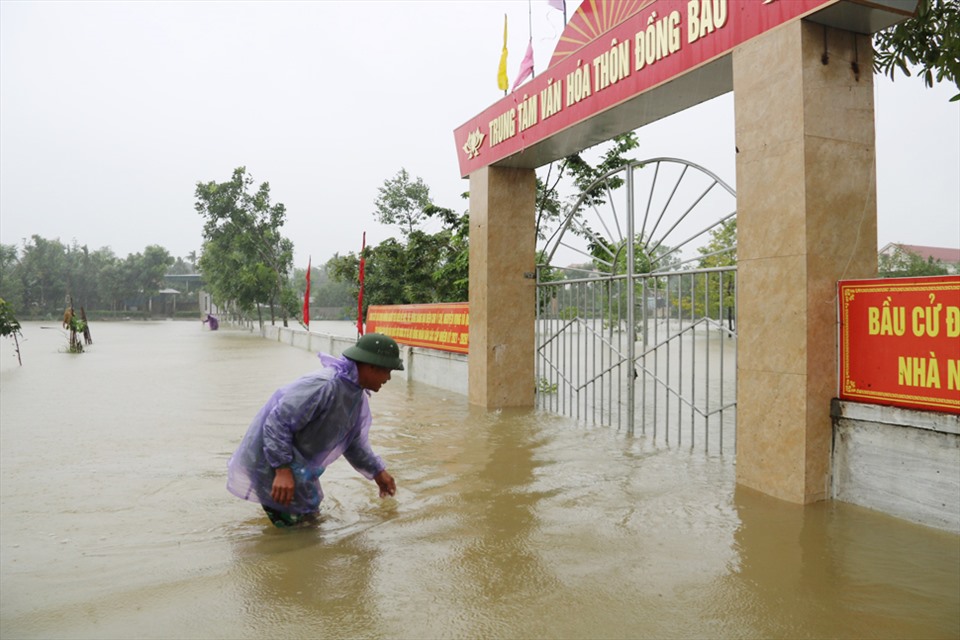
[878,243,960,275]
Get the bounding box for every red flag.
[357,233,366,336]
[302,256,311,328]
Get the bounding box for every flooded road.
[2,321,958,639]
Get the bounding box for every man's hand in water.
[271,466,295,505]
[374,470,396,498]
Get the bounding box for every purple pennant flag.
[511,40,535,91]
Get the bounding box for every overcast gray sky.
[1,0,957,270]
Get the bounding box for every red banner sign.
[454,0,842,177]
[838,276,960,414]
[365,303,469,354]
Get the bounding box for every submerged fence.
[536,266,737,455]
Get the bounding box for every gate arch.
[459,0,902,502]
[536,158,737,454]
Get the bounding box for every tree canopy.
[0,236,181,317]
[873,0,960,100]
[328,183,469,320]
[696,218,737,269]
[535,133,639,244]
[373,169,433,237]
[195,167,297,327]
[878,246,950,277]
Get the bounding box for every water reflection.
[229,524,384,637]
[1,321,957,639]
[718,486,960,639]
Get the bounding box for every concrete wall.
[262,325,468,397]
[832,400,960,534]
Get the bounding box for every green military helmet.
[343,332,404,371]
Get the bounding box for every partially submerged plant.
[62,306,87,354]
[0,298,23,365]
[537,377,558,394]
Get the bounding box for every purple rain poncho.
[226,353,386,514]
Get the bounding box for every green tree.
[83,247,117,311]
[873,0,960,100]
[422,202,470,302]
[98,256,125,312]
[139,245,175,298]
[374,168,432,237]
[115,244,176,314]
[536,133,639,244]
[878,245,950,277]
[589,233,679,276]
[691,218,737,327]
[0,297,23,365]
[0,243,25,313]
[168,256,195,275]
[328,212,470,321]
[114,253,143,310]
[195,167,296,327]
[199,235,279,321]
[297,262,354,313]
[18,235,68,316]
[62,242,97,311]
[342,135,639,319]
[328,238,414,320]
[696,217,737,270]
[0,237,197,317]
[585,233,679,329]
[340,138,637,318]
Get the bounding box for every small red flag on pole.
[302,256,311,329]
[357,233,366,336]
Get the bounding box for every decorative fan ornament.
[548,0,654,69]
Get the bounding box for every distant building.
[879,243,960,275]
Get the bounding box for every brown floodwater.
[1,320,958,639]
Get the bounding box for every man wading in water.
[226,333,401,527]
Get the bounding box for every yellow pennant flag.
[497,14,508,92]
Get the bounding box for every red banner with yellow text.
[365,303,469,354]
[838,276,960,414]
[454,0,843,177]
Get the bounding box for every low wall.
[261,325,468,396]
[832,399,960,533]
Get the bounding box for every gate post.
[467,166,537,408]
[733,21,877,503]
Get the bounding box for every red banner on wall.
[838,276,960,414]
[365,303,469,354]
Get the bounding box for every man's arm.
[262,376,334,503]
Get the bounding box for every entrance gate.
[458,1,904,502]
[536,158,737,454]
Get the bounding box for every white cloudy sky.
[1,0,957,269]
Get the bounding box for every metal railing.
[536,266,737,455]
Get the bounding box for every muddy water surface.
[1,321,957,639]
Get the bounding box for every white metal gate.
[536,158,737,454]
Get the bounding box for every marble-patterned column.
[467,166,537,408]
[733,21,878,503]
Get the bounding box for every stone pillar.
[467,166,537,408]
[733,21,877,504]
